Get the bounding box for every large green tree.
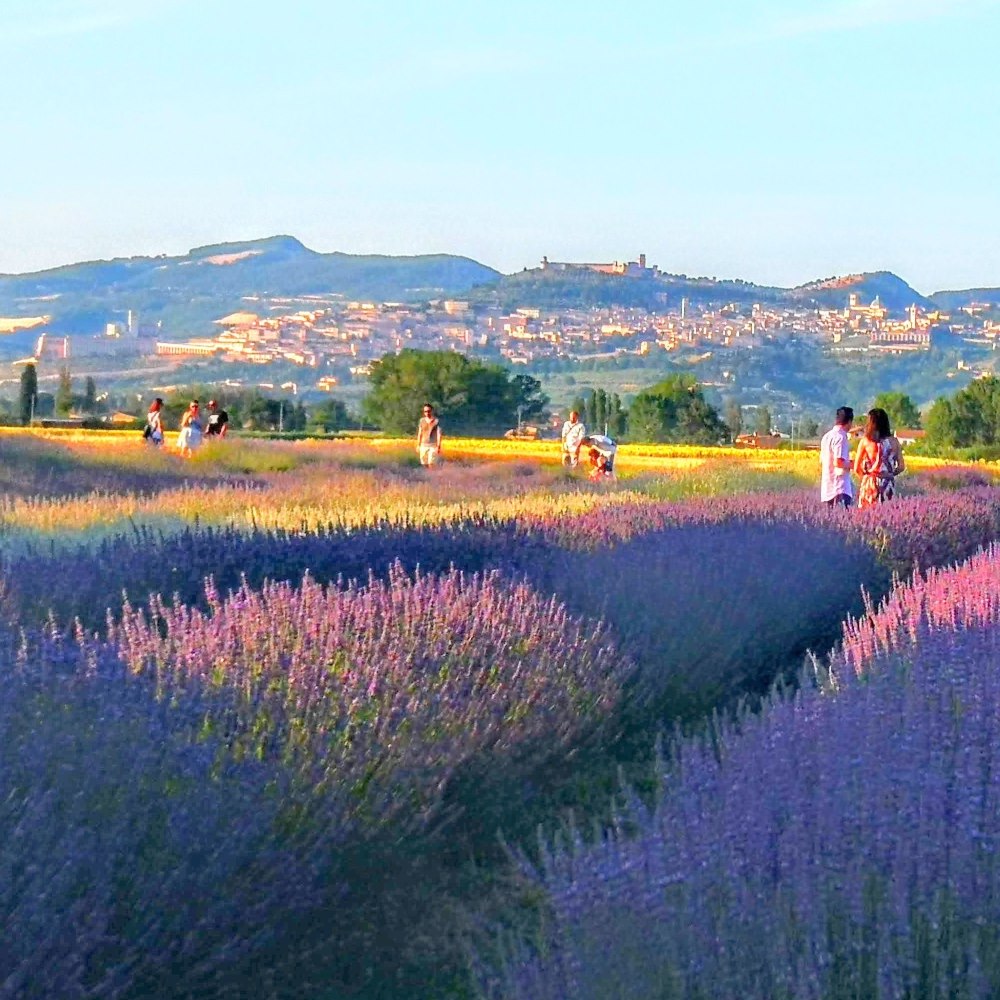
[18,363,38,425]
[55,367,73,416]
[925,376,1000,448]
[872,391,921,430]
[723,399,742,440]
[581,388,627,437]
[626,374,726,444]
[309,397,351,433]
[82,376,98,414]
[362,350,547,435]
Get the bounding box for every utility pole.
[279,401,284,433]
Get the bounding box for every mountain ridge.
[0,237,994,339]
[0,237,501,336]
[468,265,938,313]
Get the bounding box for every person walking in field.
[176,400,203,458]
[416,403,442,466]
[205,399,229,438]
[854,407,905,507]
[561,410,586,468]
[820,405,854,508]
[144,397,164,446]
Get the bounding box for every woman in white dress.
[177,400,203,458]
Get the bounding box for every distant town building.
[868,328,931,353]
[105,310,160,340]
[540,253,658,277]
[34,332,70,360]
[155,340,223,357]
[845,293,889,327]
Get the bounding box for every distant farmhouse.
[540,253,659,278]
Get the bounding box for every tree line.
[362,354,729,443]
[13,364,354,434]
[14,352,1000,449]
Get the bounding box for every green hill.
[790,271,933,311]
[469,266,930,313]
[0,236,500,336]
[930,287,1000,311]
[468,268,785,311]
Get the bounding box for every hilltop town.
[5,247,1000,423]
[29,253,1000,370]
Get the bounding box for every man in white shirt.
[820,406,855,507]
[561,410,586,467]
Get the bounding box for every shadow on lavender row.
[0,513,886,728]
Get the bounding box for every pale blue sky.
[1,0,998,290]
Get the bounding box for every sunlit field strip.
[0,463,811,546]
[0,475,654,549]
[440,436,986,473]
[0,429,993,549]
[1,425,990,469]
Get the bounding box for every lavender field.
[2,431,999,999]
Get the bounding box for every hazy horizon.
[3,0,999,291]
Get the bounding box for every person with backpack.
[854,407,904,507]
[144,397,164,446]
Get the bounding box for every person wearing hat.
[205,399,229,438]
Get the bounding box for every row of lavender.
[492,544,1000,1000]
[3,568,627,998]
[8,482,1000,629]
[6,486,1000,721]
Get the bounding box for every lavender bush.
[1,565,626,997]
[105,564,627,827]
[0,511,886,740]
[492,546,1000,999]
[534,486,1000,578]
[5,468,1000,996]
[8,487,999,747]
[0,652,332,999]
[0,518,533,630]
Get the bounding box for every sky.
[1,0,998,291]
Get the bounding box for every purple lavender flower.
[495,546,1000,999]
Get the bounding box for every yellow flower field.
[0,427,991,549]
